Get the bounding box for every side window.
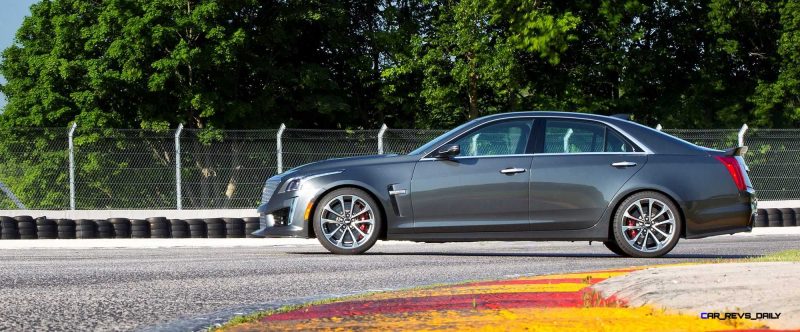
[605,129,635,152]
[451,119,532,157]
[543,119,636,153]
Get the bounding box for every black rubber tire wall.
[186,219,206,238]
[224,218,245,238]
[1,216,19,240]
[76,219,97,239]
[780,208,796,227]
[36,218,57,239]
[96,219,114,238]
[169,219,189,238]
[754,209,768,227]
[205,218,225,238]
[110,218,131,238]
[57,219,76,239]
[766,208,783,227]
[130,219,150,238]
[147,217,170,238]
[15,216,36,239]
[244,217,260,238]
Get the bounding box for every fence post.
[377,124,388,154]
[738,124,748,147]
[174,123,184,210]
[276,123,286,174]
[655,124,663,131]
[68,123,77,210]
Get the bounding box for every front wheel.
[611,191,682,258]
[313,188,382,254]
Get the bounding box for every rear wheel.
[611,191,681,258]
[313,188,382,255]
[603,241,629,257]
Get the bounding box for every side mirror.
[434,144,460,159]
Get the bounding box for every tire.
[110,218,131,238]
[148,217,169,238]
[96,220,114,238]
[187,219,206,238]
[780,208,796,227]
[130,219,150,238]
[205,218,225,238]
[36,218,57,239]
[766,209,782,227]
[57,219,76,239]
[754,209,768,227]
[76,219,97,239]
[14,216,35,229]
[603,241,630,257]
[1,216,19,239]
[313,188,382,255]
[170,220,188,238]
[224,218,245,238]
[611,191,681,258]
[244,217,260,238]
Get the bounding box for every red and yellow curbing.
[223,267,777,331]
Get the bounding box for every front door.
[411,118,534,233]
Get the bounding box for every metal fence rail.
[0,124,798,210]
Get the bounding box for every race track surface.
[0,234,795,331]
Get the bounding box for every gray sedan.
[254,112,756,258]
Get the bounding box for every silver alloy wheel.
[319,194,375,249]
[621,198,676,253]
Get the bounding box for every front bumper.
[252,194,313,238]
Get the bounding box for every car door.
[411,118,534,233]
[530,118,647,231]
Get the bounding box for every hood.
[282,154,416,176]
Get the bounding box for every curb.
[219,266,772,331]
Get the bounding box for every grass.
[743,249,800,262]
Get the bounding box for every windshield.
[408,119,480,155]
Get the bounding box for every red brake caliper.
[627,217,638,239]
[356,203,369,241]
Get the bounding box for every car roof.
[471,111,709,155]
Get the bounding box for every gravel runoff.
[593,262,800,329]
[0,233,796,332]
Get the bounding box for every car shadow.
[288,252,753,259]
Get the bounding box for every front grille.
[261,175,281,205]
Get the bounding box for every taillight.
[714,156,747,191]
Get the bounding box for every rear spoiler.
[724,146,748,156]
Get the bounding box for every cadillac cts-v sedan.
[254,112,756,257]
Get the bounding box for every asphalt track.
[0,233,796,331]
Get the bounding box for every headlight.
[281,171,343,193]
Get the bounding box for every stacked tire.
[36,218,57,239]
[76,219,97,239]
[15,216,36,239]
[170,219,189,238]
[244,217,260,238]
[148,217,170,238]
[110,218,131,238]
[224,218,245,238]
[1,216,19,239]
[96,219,114,238]
[779,208,796,227]
[187,219,206,238]
[130,219,149,238]
[754,209,768,227]
[205,218,225,238]
[57,219,76,239]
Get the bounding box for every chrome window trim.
[419,114,653,161]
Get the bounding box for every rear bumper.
[686,188,756,239]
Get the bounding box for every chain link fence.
[0,125,798,210]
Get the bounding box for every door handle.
[500,168,527,174]
[611,161,637,167]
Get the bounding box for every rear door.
[411,118,534,233]
[530,118,647,230]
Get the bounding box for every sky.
[0,0,38,109]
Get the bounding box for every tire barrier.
[36,218,57,239]
[766,208,783,227]
[2,205,800,242]
[244,217,260,238]
[110,218,131,238]
[754,209,768,227]
[224,218,245,238]
[147,217,170,238]
[1,216,19,239]
[187,219,206,238]
[205,218,226,238]
[169,219,189,238]
[96,219,114,238]
[130,219,150,238]
[779,208,796,227]
[15,216,36,239]
[57,219,76,239]
[76,219,97,239]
